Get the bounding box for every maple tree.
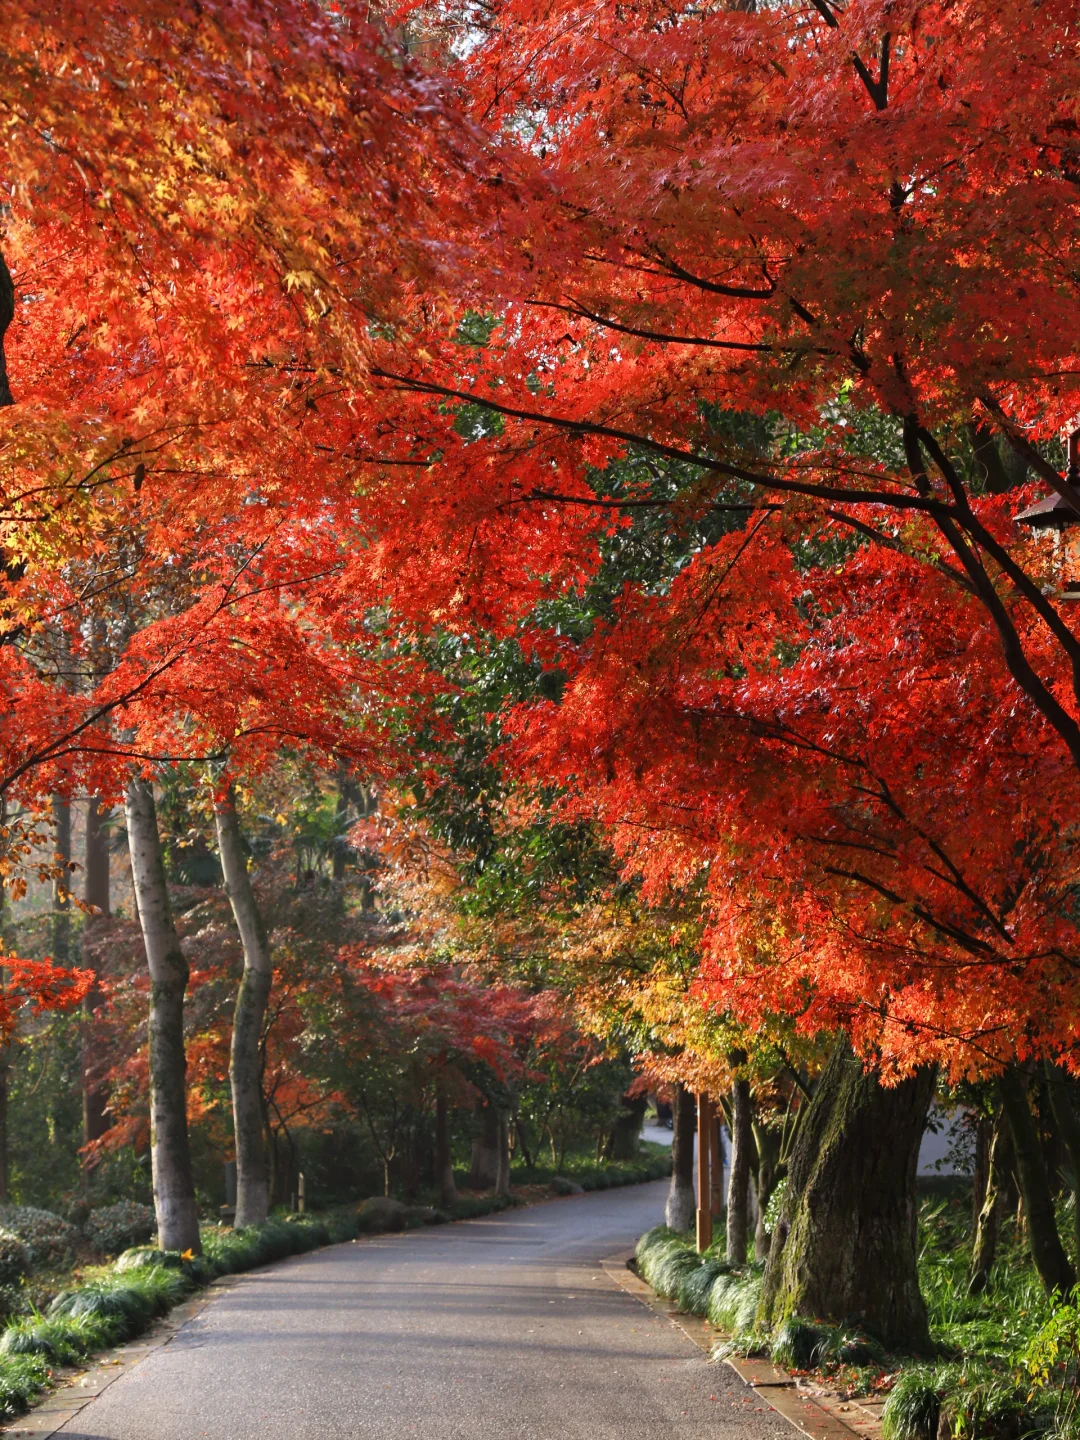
[315,0,1080,1340]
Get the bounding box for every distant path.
[52,1182,790,1440]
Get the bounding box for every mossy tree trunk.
[1000,1066,1074,1295]
[215,789,273,1229]
[126,777,201,1255]
[727,1074,753,1265]
[759,1037,934,1350]
[666,1083,696,1232]
[969,1111,1012,1294]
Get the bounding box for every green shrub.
[0,1231,29,1287]
[85,1202,156,1256]
[0,1352,50,1422]
[0,1206,77,1269]
[116,1247,180,1272]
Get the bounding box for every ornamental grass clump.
[0,1314,120,1364]
[706,1268,763,1336]
[635,1226,702,1300]
[0,1353,49,1422]
[677,1258,733,1318]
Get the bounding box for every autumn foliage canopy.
[3,0,1080,1083]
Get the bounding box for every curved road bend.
[53,1181,790,1440]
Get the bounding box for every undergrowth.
[637,1193,1080,1440]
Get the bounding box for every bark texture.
[727,1076,753,1264]
[1001,1066,1074,1295]
[126,778,201,1254]
[969,1112,1012,1294]
[1046,1063,1080,1264]
[215,792,273,1228]
[82,798,112,1146]
[0,251,14,407]
[759,1038,934,1349]
[470,1100,501,1188]
[665,1083,696,1232]
[51,795,72,963]
[753,1121,782,1262]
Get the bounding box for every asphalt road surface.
[54,1181,790,1440]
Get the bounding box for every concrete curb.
[1,1277,235,1438]
[600,1251,883,1440]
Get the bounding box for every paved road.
[55,1181,789,1440]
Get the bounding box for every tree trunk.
[754,1121,782,1261]
[494,1110,511,1196]
[214,791,272,1229]
[1045,1063,1080,1265]
[469,1100,500,1188]
[51,795,72,963]
[125,777,201,1254]
[435,1078,458,1209]
[971,1113,991,1235]
[82,798,111,1147]
[999,1066,1074,1295]
[969,1111,1012,1294]
[666,1083,696,1232]
[727,1075,753,1264]
[606,1092,647,1161]
[759,1037,934,1350]
[0,251,14,407]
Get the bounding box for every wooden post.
[696,1093,713,1252]
[297,1172,306,1214]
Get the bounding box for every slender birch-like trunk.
[82,798,112,1146]
[214,789,272,1228]
[435,1077,458,1209]
[727,1075,753,1264]
[125,777,201,1254]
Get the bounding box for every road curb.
[0,1277,236,1439]
[600,1251,881,1440]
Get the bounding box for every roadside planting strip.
[600,1252,885,1440]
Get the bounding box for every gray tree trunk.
[1001,1067,1074,1295]
[969,1111,1012,1294]
[82,798,112,1146]
[495,1111,511,1196]
[435,1079,458,1209]
[727,1076,753,1264]
[759,1037,934,1349]
[125,778,201,1254]
[214,790,272,1229]
[753,1121,782,1261]
[666,1083,695,1232]
[51,795,72,963]
[470,1100,500,1188]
